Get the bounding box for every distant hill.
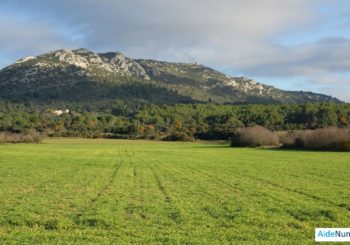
[0,48,340,108]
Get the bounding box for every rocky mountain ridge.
[0,48,340,106]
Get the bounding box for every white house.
[53,109,70,116]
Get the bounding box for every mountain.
[0,48,340,108]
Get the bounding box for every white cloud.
[0,14,74,64]
[0,0,320,58]
[0,0,349,101]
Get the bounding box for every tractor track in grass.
[124,149,137,218]
[175,160,349,225]
[149,157,241,203]
[74,151,123,226]
[181,163,245,196]
[150,160,244,224]
[235,171,350,211]
[137,152,151,220]
[155,162,216,198]
[129,150,147,219]
[138,169,147,220]
[180,161,335,214]
[196,161,350,212]
[123,150,148,220]
[149,165,182,224]
[131,163,147,220]
[143,151,245,224]
[148,150,349,215]
[131,151,146,219]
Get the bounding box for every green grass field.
[0,139,349,244]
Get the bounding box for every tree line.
[0,101,349,141]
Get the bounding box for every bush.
[231,126,279,147]
[162,132,194,142]
[141,125,159,140]
[0,131,42,144]
[279,130,311,148]
[281,127,350,151]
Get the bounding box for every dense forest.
[0,101,349,141]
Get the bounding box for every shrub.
[231,126,279,147]
[0,131,42,144]
[162,132,194,142]
[142,125,159,140]
[281,127,350,151]
[279,130,312,148]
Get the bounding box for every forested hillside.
[1,102,349,140]
[0,49,347,141]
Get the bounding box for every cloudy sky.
[0,0,349,101]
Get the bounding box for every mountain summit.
[0,48,340,106]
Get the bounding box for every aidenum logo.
[315,228,350,242]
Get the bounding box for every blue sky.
[0,0,349,101]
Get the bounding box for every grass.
[0,138,349,244]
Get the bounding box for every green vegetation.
[1,102,349,140]
[0,139,349,243]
